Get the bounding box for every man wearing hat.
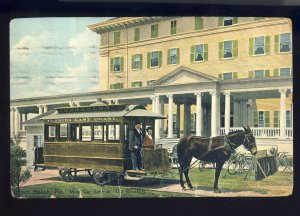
[128,120,143,170]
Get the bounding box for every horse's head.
[242,125,257,155]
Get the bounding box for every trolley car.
[41,103,169,185]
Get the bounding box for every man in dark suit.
[129,120,143,170]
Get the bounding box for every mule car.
[41,103,169,185]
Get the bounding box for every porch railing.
[220,127,293,139]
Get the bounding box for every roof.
[23,110,57,126]
[41,104,165,121]
[88,17,174,34]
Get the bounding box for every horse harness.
[179,135,236,174]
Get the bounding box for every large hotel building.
[11,17,293,166]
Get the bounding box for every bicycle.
[223,153,255,178]
[275,152,293,173]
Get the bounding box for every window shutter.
[195,17,203,30]
[110,84,114,89]
[291,67,293,75]
[134,28,140,42]
[204,44,208,61]
[253,111,258,127]
[167,49,171,65]
[110,58,114,71]
[273,68,279,77]
[176,48,180,64]
[233,40,238,57]
[248,71,253,78]
[274,111,280,127]
[218,73,222,79]
[147,52,150,68]
[131,55,134,69]
[218,17,223,27]
[190,45,195,63]
[274,35,279,53]
[265,36,270,55]
[120,57,124,72]
[233,72,238,79]
[233,17,238,24]
[265,70,270,77]
[249,37,254,56]
[219,42,224,59]
[264,111,270,127]
[158,51,162,67]
[114,32,120,45]
[140,54,143,69]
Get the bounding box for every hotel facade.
[10,17,293,166]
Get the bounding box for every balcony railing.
[220,127,293,139]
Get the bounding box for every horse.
[176,125,257,193]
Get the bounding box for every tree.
[10,135,31,198]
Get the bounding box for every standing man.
[129,120,143,170]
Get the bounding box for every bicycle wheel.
[279,157,288,172]
[227,160,239,175]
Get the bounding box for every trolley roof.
[41,104,165,121]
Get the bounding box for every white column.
[176,103,181,138]
[154,95,160,140]
[210,91,218,137]
[167,94,174,138]
[75,101,81,107]
[113,99,119,104]
[195,92,202,136]
[280,89,287,139]
[14,107,20,135]
[38,105,43,115]
[43,105,48,113]
[224,91,231,134]
[10,107,15,137]
[159,97,165,138]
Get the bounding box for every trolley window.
[70,124,80,141]
[60,124,68,139]
[94,125,105,141]
[49,126,56,138]
[108,124,120,141]
[82,126,92,141]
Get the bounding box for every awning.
[124,109,165,119]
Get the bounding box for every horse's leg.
[214,160,225,193]
[183,158,193,190]
[178,164,186,190]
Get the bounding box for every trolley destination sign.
[45,117,122,123]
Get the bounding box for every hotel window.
[34,135,43,148]
[114,31,120,45]
[274,67,292,76]
[273,111,292,128]
[171,20,177,35]
[168,48,179,65]
[218,72,238,80]
[134,28,140,42]
[110,83,124,90]
[110,57,124,72]
[218,17,238,27]
[253,111,270,127]
[195,17,203,31]
[131,81,142,88]
[219,40,238,59]
[249,36,270,55]
[249,69,270,78]
[275,33,292,53]
[132,54,143,70]
[190,44,208,63]
[151,24,158,38]
[147,80,156,86]
[190,113,196,131]
[147,51,162,68]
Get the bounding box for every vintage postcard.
[10,16,293,198]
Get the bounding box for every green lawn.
[18,168,293,198]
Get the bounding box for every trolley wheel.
[87,169,93,177]
[59,168,77,182]
[92,170,111,186]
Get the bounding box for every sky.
[10,17,112,99]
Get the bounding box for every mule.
[177,125,257,193]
